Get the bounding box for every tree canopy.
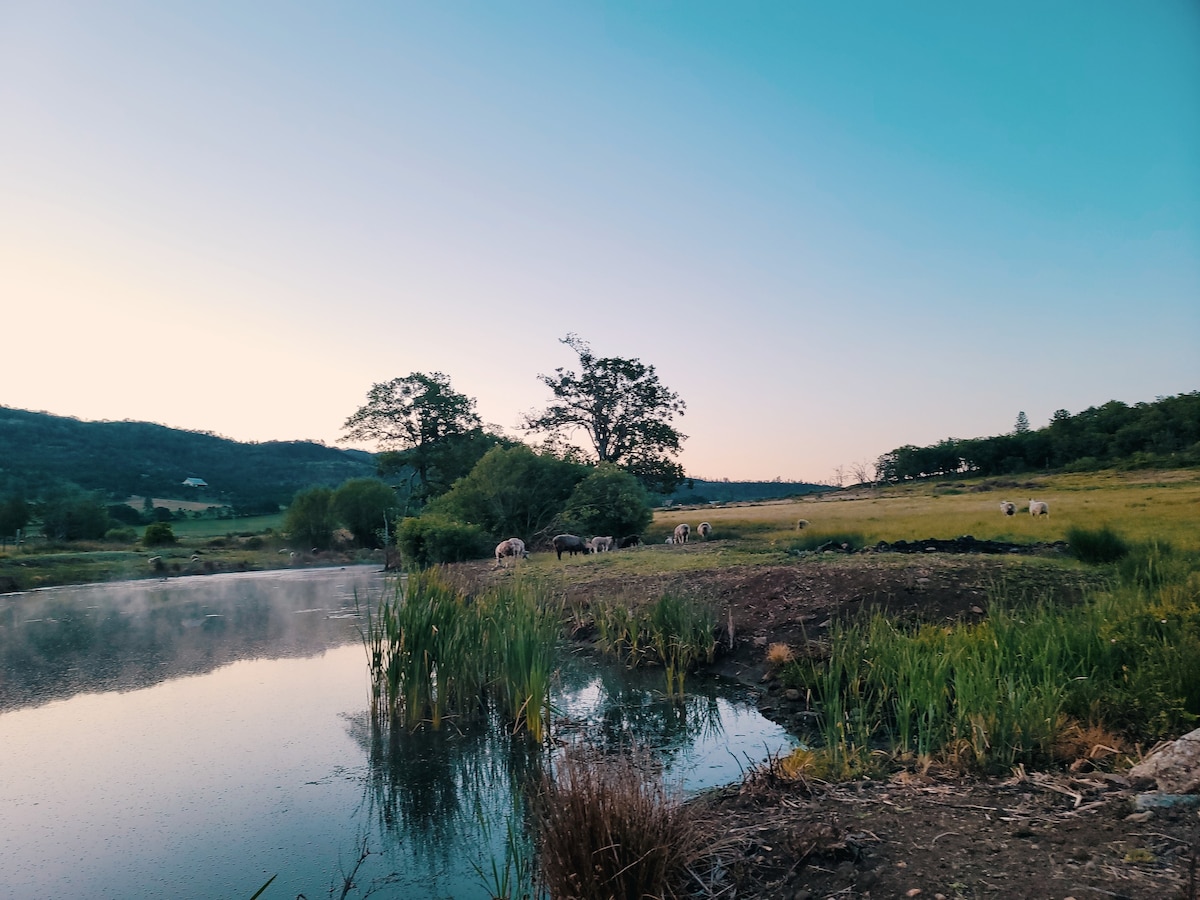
[523,335,687,493]
[341,372,494,500]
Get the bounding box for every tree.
[341,373,488,500]
[332,478,399,548]
[38,489,110,541]
[523,335,687,493]
[560,464,653,540]
[1014,411,1031,434]
[285,486,337,550]
[428,444,586,542]
[0,495,31,539]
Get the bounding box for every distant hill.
[661,478,829,506]
[0,407,376,513]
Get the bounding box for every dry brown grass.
[535,751,709,900]
[765,642,795,667]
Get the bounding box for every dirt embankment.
[475,552,1200,899]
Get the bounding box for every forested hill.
[662,478,829,505]
[0,407,375,513]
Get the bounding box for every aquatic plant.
[780,547,1200,773]
[591,591,716,698]
[362,568,560,740]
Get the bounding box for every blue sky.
[2,2,1197,481]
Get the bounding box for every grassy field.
[651,468,1200,552]
[165,513,286,540]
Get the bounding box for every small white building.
[181,477,208,488]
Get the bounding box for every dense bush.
[104,527,138,543]
[38,490,111,541]
[142,522,177,547]
[429,444,585,540]
[535,752,706,900]
[560,463,653,540]
[1066,525,1130,564]
[396,515,491,567]
[332,477,398,547]
[284,486,337,550]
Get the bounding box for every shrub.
[1066,525,1130,564]
[535,752,706,900]
[143,522,177,547]
[396,515,491,567]
[104,527,138,544]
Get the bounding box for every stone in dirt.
[1128,726,1200,794]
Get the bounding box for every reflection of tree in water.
[343,709,546,874]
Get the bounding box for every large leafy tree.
[341,373,489,500]
[523,335,687,493]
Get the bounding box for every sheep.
[1000,501,1016,516]
[698,522,712,540]
[552,534,590,559]
[664,536,674,544]
[588,535,614,553]
[495,537,528,567]
[1029,499,1049,517]
[673,523,690,544]
[796,519,810,531]
[618,535,641,549]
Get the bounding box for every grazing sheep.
[618,535,641,549]
[1029,499,1049,517]
[495,537,528,567]
[1000,501,1016,516]
[673,523,690,544]
[552,534,590,560]
[796,519,810,531]
[588,535,614,553]
[698,522,712,540]
[664,536,674,544]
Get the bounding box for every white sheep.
[1029,499,1049,517]
[588,536,614,553]
[796,519,810,531]
[673,523,690,544]
[495,537,528,567]
[698,522,712,540]
[1000,501,1016,516]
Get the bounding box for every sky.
[2,1,1197,483]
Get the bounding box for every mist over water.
[0,568,794,899]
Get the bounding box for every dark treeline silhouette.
[661,478,828,505]
[0,407,375,513]
[876,392,1200,481]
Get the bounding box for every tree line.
[875,392,1200,482]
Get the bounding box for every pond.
[0,567,796,899]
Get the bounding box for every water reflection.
[0,566,385,711]
[0,570,794,899]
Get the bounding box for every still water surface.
[0,567,794,899]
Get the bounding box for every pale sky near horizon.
[2,2,1197,483]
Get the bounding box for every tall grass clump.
[1066,525,1130,564]
[592,592,716,698]
[534,751,706,900]
[781,544,1200,773]
[363,568,560,740]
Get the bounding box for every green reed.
[362,569,560,740]
[782,544,1200,773]
[591,592,716,699]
